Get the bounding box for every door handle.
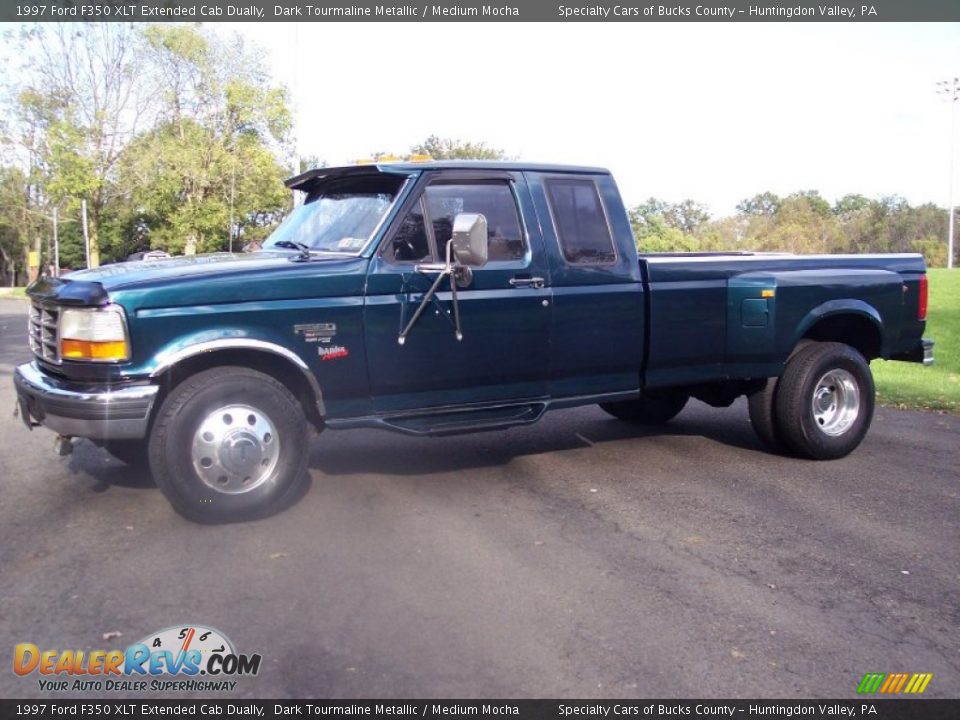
[509,276,545,289]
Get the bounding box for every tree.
[833,193,870,217]
[663,199,710,235]
[787,190,832,218]
[736,192,781,217]
[121,25,292,255]
[410,135,508,160]
[0,165,28,284]
[754,194,842,253]
[6,25,151,267]
[628,197,704,252]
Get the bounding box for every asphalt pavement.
[0,298,957,699]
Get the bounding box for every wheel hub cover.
[191,404,280,494]
[219,431,264,475]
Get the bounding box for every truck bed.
[638,252,927,389]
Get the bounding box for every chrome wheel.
[811,369,860,437]
[191,404,279,494]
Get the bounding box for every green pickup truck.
[15,162,933,522]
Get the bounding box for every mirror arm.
[397,240,464,346]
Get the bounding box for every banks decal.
[318,345,349,361]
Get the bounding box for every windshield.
[264,174,405,253]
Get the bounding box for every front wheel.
[774,342,875,460]
[148,367,311,523]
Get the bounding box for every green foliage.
[737,192,781,216]
[55,222,86,271]
[410,135,508,160]
[873,268,959,412]
[760,194,842,253]
[635,190,954,266]
[833,193,870,216]
[0,166,28,283]
[911,237,948,268]
[1,24,293,264]
[637,226,700,253]
[629,197,708,252]
[127,25,291,255]
[787,190,832,218]
[5,25,148,267]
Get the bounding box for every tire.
[774,342,875,460]
[102,439,150,468]
[747,340,814,453]
[600,392,689,424]
[747,377,784,451]
[148,366,310,523]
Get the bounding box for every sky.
[215,21,960,217]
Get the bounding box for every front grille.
[28,300,61,364]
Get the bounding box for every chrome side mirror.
[451,213,488,267]
[397,213,488,346]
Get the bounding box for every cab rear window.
[545,178,616,265]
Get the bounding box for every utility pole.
[81,199,90,269]
[229,155,236,253]
[52,206,59,277]
[937,78,959,269]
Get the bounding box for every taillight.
[918,275,928,321]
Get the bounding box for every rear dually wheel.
[774,341,875,460]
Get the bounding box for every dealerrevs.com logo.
[14,625,262,693]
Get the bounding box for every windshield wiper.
[272,239,311,262]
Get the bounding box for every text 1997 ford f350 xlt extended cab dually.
[15,162,934,522]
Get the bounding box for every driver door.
[363,172,552,414]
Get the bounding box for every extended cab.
[15,162,933,522]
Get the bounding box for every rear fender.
[792,299,884,358]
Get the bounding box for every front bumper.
[14,361,159,440]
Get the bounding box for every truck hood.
[27,252,369,310]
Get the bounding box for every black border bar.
[2,700,960,720]
[4,0,960,23]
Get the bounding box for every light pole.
[937,78,959,269]
[23,205,70,278]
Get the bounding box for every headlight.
[59,305,130,362]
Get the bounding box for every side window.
[424,183,526,262]
[387,198,430,263]
[544,178,616,265]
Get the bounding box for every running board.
[326,402,548,437]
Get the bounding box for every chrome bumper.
[891,338,934,366]
[14,362,158,440]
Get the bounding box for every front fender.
[146,333,325,416]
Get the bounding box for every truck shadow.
[50,404,767,503]
[308,407,769,478]
[64,438,314,517]
[65,440,156,490]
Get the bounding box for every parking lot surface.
[1,298,957,699]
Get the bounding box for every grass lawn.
[873,268,958,413]
[0,287,27,299]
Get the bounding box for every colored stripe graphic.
[857,674,885,694]
[913,674,933,694]
[857,672,932,694]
